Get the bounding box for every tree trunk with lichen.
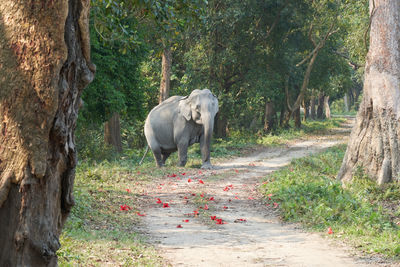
[0,0,94,265]
[337,0,400,185]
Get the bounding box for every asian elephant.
[144,89,219,168]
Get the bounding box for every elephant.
[144,89,219,168]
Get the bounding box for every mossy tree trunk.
[0,0,94,265]
[337,0,400,185]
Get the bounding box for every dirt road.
[138,118,391,266]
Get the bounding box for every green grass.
[261,145,400,258]
[58,161,167,266]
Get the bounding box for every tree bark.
[337,0,400,185]
[310,96,316,119]
[214,112,228,138]
[324,96,331,119]
[302,99,309,122]
[0,0,94,265]
[293,107,301,128]
[159,45,172,103]
[263,101,276,132]
[104,113,122,153]
[317,93,325,119]
[344,92,350,112]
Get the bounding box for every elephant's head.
[179,89,219,167]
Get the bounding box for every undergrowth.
[261,145,400,258]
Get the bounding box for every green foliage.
[261,146,400,258]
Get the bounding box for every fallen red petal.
[188,178,192,182]
[209,197,215,201]
[156,198,162,204]
[210,216,216,220]
[163,203,170,208]
[327,227,333,234]
[199,179,204,184]
[200,193,204,198]
[137,212,146,216]
[126,189,131,193]
[204,204,209,210]
[223,206,228,210]
[177,224,183,228]
[183,219,189,223]
[181,172,186,176]
[193,210,199,215]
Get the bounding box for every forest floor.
[136,117,397,267]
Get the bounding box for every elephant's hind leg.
[148,143,164,167]
[161,152,171,165]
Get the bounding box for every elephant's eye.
[195,104,200,111]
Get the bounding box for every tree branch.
[265,0,290,39]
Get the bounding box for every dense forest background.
[77,0,368,161]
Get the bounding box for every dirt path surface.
[138,118,391,266]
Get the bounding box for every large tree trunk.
[159,45,172,103]
[263,101,276,132]
[324,96,331,119]
[104,113,122,153]
[0,0,94,265]
[337,0,400,185]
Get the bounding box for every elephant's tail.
[138,145,150,165]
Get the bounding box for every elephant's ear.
[179,97,192,121]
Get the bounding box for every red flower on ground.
[223,206,228,210]
[126,189,131,193]
[198,171,203,174]
[204,204,209,210]
[273,202,279,208]
[177,224,183,228]
[163,203,170,208]
[120,204,131,211]
[137,212,146,216]
[327,227,333,234]
[200,193,204,198]
[156,198,162,204]
[199,179,204,184]
[184,196,188,199]
[234,196,239,200]
[210,216,216,220]
[181,172,186,176]
[234,169,239,173]
[183,219,189,223]
[193,210,199,215]
[169,173,177,177]
[248,196,254,200]
[188,178,192,183]
[209,197,215,201]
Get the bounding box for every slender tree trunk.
[279,103,285,127]
[344,92,350,112]
[324,96,331,119]
[263,101,276,132]
[159,45,172,103]
[317,93,325,119]
[310,96,316,119]
[337,0,400,185]
[215,112,228,138]
[104,113,122,153]
[0,0,94,265]
[302,99,309,122]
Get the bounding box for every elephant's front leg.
[177,143,188,167]
[200,134,212,169]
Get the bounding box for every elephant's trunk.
[201,113,214,166]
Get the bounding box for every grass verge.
[260,145,400,258]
